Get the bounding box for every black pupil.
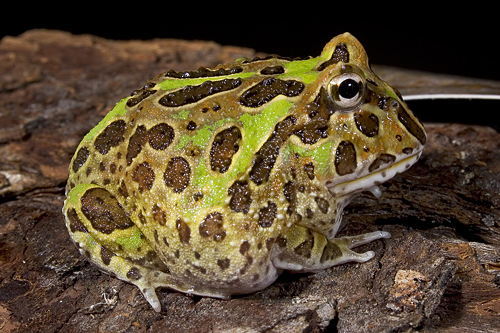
[338,79,359,99]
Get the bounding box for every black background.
[2,7,498,81]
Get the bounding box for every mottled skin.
[63,33,426,312]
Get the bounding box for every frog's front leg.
[63,184,177,312]
[272,224,390,272]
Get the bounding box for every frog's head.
[303,33,426,199]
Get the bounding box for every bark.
[1,30,499,332]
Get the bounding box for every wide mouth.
[327,152,422,198]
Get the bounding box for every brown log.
[1,30,499,332]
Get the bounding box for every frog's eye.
[328,73,365,110]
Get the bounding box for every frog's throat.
[327,152,422,198]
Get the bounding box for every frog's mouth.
[327,152,422,199]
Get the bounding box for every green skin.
[63,33,426,312]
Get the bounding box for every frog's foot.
[272,225,390,272]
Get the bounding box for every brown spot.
[126,267,142,280]
[164,66,243,79]
[260,65,285,75]
[217,258,230,270]
[199,212,226,241]
[258,201,277,228]
[210,126,241,173]
[306,208,314,219]
[314,197,329,214]
[228,180,252,213]
[369,154,396,172]
[80,187,135,234]
[293,89,333,144]
[294,239,314,258]
[118,180,129,198]
[101,246,115,265]
[72,146,90,173]
[152,204,167,225]
[176,218,191,245]
[354,111,379,137]
[149,123,175,150]
[250,116,296,185]
[266,238,275,251]
[126,125,148,165]
[304,162,315,180]
[317,43,350,71]
[402,147,414,155]
[159,79,242,107]
[239,240,250,255]
[138,212,147,224]
[335,141,357,176]
[240,78,304,108]
[294,229,314,258]
[132,162,155,192]
[320,242,342,263]
[186,121,197,131]
[283,181,297,214]
[94,120,126,155]
[164,157,191,193]
[67,208,88,233]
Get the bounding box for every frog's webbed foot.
[272,225,390,272]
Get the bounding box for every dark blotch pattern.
[317,43,350,71]
[101,246,115,265]
[164,66,243,79]
[127,125,148,165]
[148,123,175,150]
[239,240,250,255]
[250,116,296,185]
[304,162,315,180]
[228,180,252,213]
[210,126,241,173]
[127,123,174,165]
[132,162,155,192]
[293,88,333,145]
[94,120,126,155]
[72,146,90,173]
[159,79,242,107]
[67,208,88,233]
[176,218,191,245]
[258,201,277,228]
[335,141,357,176]
[283,181,297,214]
[164,157,191,193]
[152,204,167,226]
[199,212,226,241]
[354,111,379,137]
[80,188,135,234]
[127,83,157,107]
[217,258,230,270]
[320,242,342,263]
[369,154,396,172]
[260,65,285,75]
[314,197,330,214]
[127,267,142,280]
[240,78,304,108]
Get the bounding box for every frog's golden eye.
[328,73,365,110]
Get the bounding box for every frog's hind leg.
[272,224,390,272]
[63,183,176,312]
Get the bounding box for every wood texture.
[1,30,499,332]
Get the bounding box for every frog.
[63,33,426,312]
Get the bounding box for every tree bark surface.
[1,30,499,332]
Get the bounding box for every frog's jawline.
[327,153,422,198]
